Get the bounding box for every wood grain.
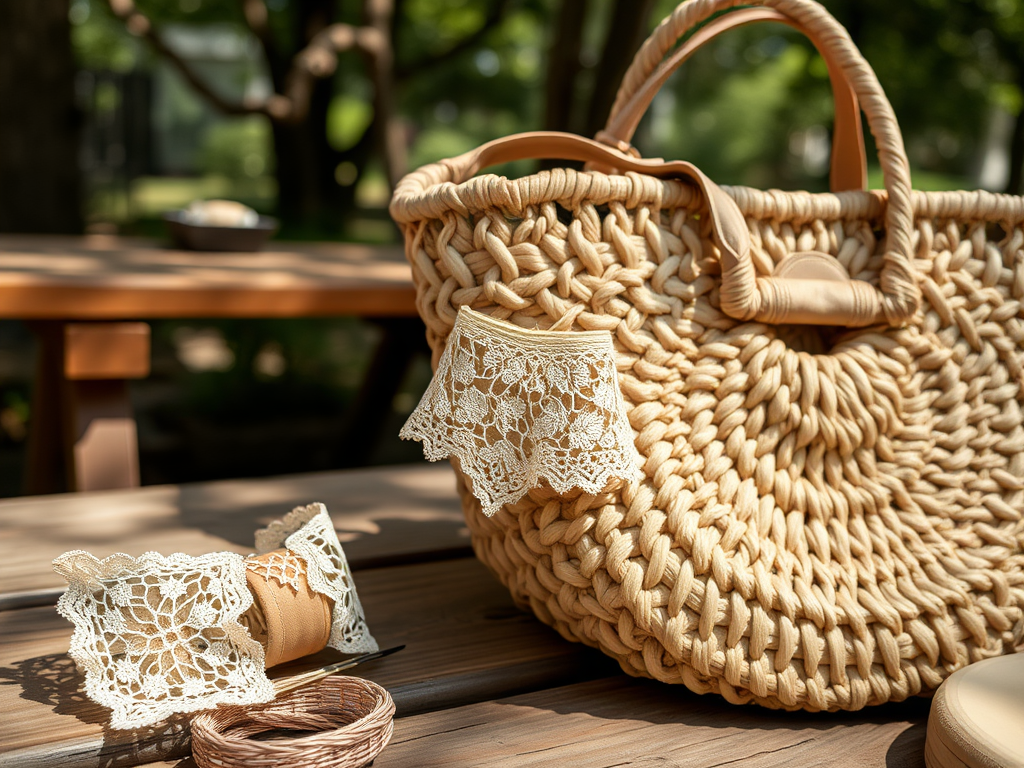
[0,464,466,599]
[374,676,929,768]
[0,235,416,319]
[128,678,930,768]
[0,557,614,768]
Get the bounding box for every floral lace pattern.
[253,503,378,654]
[401,307,643,516]
[53,550,274,730]
[53,505,376,729]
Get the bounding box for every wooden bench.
[0,464,930,767]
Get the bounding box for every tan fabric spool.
[243,550,333,668]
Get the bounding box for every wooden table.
[0,235,419,494]
[0,463,931,768]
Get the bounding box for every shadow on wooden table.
[450,676,930,768]
[0,652,192,768]
[0,622,931,768]
[172,467,470,568]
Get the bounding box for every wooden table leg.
[62,378,141,491]
[62,323,149,492]
[23,322,65,494]
[23,322,150,493]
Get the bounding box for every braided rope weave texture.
[393,172,1024,711]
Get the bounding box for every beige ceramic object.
[926,653,1024,768]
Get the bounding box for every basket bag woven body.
[390,0,1024,711]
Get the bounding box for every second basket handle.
[599,6,866,192]
[610,0,920,325]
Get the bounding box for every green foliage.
[401,0,495,54]
[398,4,550,163]
[158,317,378,423]
[71,0,140,71]
[828,0,1024,182]
[199,116,274,179]
[73,0,1024,206]
[327,96,374,152]
[72,0,247,71]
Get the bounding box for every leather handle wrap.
[611,0,920,326]
[600,7,866,192]
[721,266,884,326]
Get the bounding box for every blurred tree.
[828,0,1024,192]
[0,0,82,233]
[543,0,658,139]
[64,0,1024,224]
[96,0,519,228]
[629,0,1024,194]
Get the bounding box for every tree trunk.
[270,0,346,230]
[0,0,82,233]
[543,0,590,134]
[271,77,346,229]
[583,0,657,139]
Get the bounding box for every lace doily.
[53,503,376,730]
[54,550,274,730]
[401,307,642,515]
[252,503,378,654]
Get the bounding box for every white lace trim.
[246,550,306,591]
[53,505,376,729]
[401,307,643,516]
[253,503,378,654]
[53,550,274,730]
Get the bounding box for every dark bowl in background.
[163,211,279,252]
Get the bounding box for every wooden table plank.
[0,235,416,319]
[0,557,616,768]
[0,464,466,602]
[374,677,929,768]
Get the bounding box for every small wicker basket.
[191,676,395,768]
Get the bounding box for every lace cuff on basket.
[53,503,376,730]
[401,307,642,516]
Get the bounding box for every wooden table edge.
[0,285,419,319]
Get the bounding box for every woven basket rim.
[391,161,1024,226]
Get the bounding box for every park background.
[1,0,1021,496]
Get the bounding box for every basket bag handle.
[611,0,920,326]
[599,6,867,192]
[391,132,753,316]
[391,0,920,327]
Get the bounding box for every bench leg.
[63,378,141,491]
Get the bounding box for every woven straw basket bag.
[390,0,1024,711]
